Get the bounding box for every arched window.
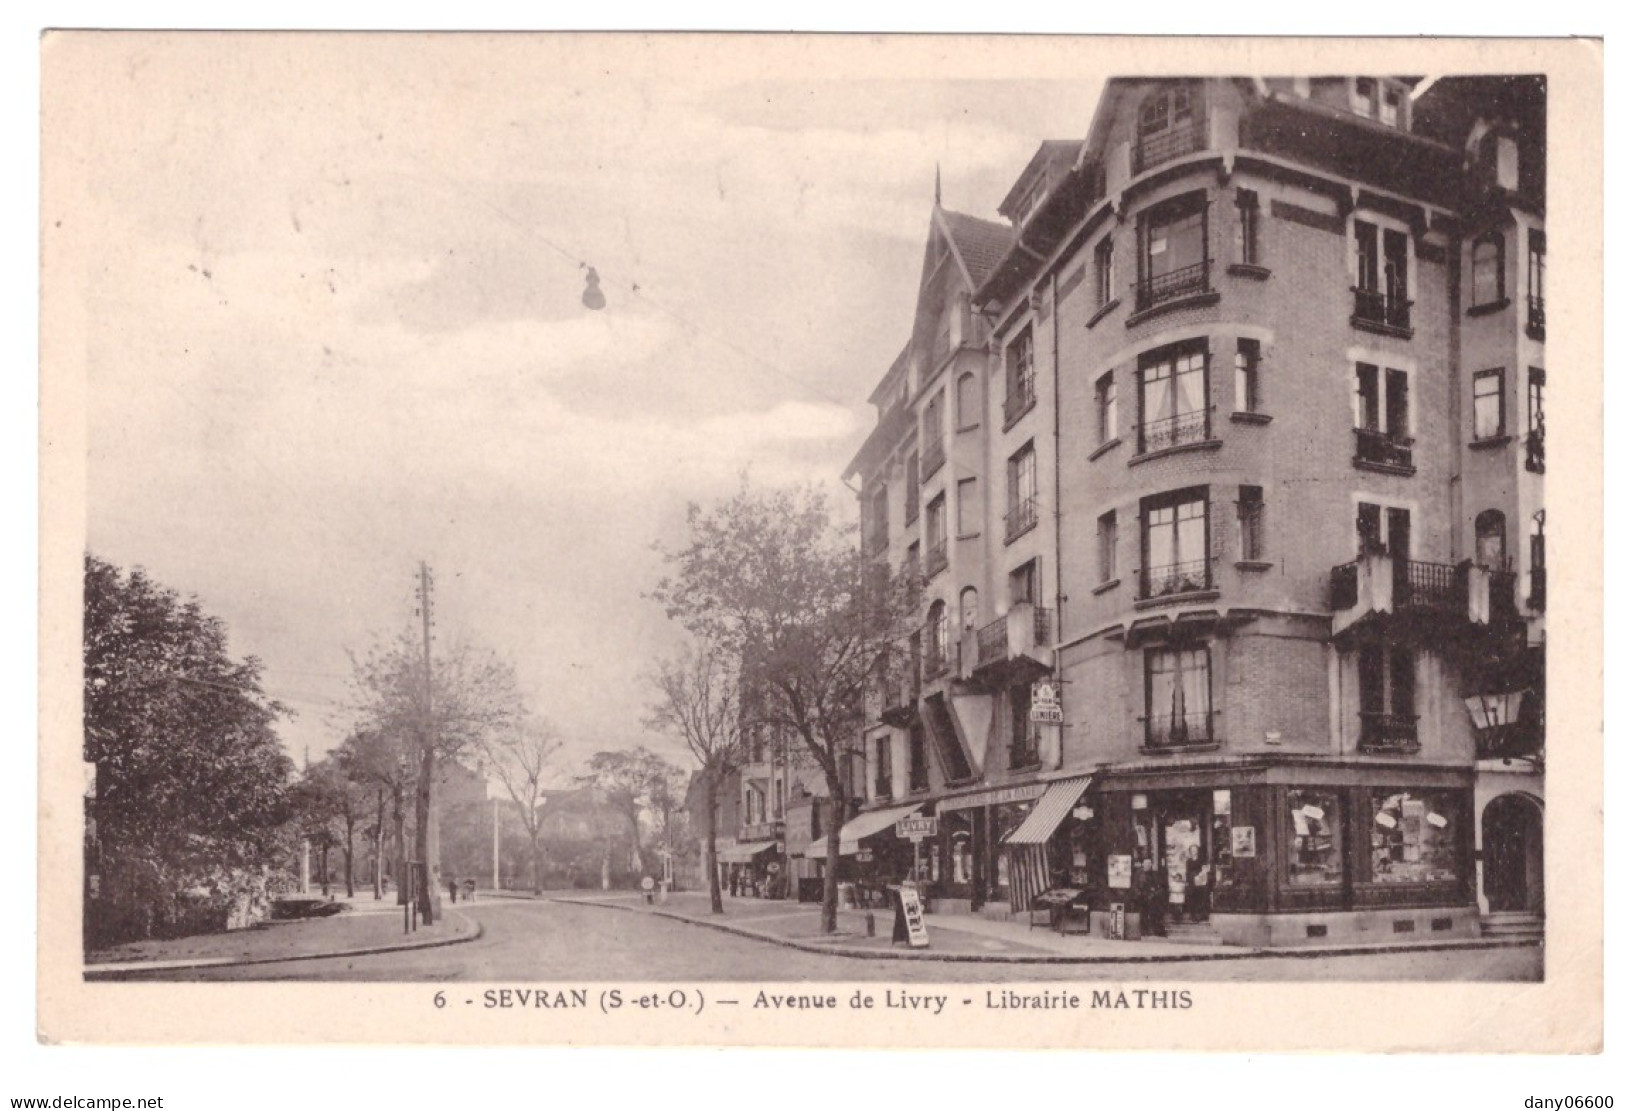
[1471,233,1505,307]
[925,600,949,671]
[956,371,979,430]
[1476,509,1507,570]
[959,587,979,632]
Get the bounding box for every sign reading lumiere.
[1030,680,1063,725]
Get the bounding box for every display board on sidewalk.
[892,885,930,948]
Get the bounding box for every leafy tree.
[577,747,685,877]
[478,718,563,894]
[644,643,744,913]
[650,481,914,932]
[334,727,414,903]
[345,631,523,924]
[295,753,373,898]
[83,555,296,944]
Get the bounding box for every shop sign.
[1107,854,1134,889]
[1231,826,1257,858]
[1030,681,1063,725]
[895,816,939,840]
[893,885,930,948]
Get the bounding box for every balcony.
[1350,286,1413,338]
[1139,558,1213,602]
[1330,554,1521,639]
[922,642,952,683]
[1133,259,1212,314]
[1003,383,1036,429]
[1352,426,1415,474]
[921,439,946,481]
[1005,496,1039,543]
[923,540,948,581]
[1357,712,1420,755]
[971,603,1053,683]
[1132,117,1207,175]
[1143,710,1216,751]
[1528,567,1546,612]
[1139,407,1213,456]
[1527,294,1545,341]
[1525,422,1545,474]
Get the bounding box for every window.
[921,393,945,478]
[1006,442,1038,541]
[1097,510,1118,583]
[1096,371,1119,443]
[1237,485,1265,562]
[1234,339,1261,413]
[956,372,979,430]
[863,484,888,555]
[1527,367,1546,473]
[1287,789,1343,887]
[959,587,979,632]
[1353,220,1411,331]
[905,540,921,584]
[924,495,948,578]
[772,778,784,821]
[1370,790,1462,885]
[1527,228,1546,337]
[1004,327,1036,427]
[1143,645,1213,747]
[904,452,920,522]
[1529,514,1547,610]
[1473,369,1506,441]
[1140,487,1210,598]
[907,722,930,792]
[1134,84,1201,173]
[1009,684,1039,768]
[811,798,822,840]
[956,478,980,539]
[1095,235,1115,307]
[1010,559,1038,606]
[1353,77,1375,117]
[1138,341,1210,453]
[1137,193,1210,311]
[1353,362,1412,469]
[1355,502,1411,560]
[1471,234,1505,307]
[923,600,950,678]
[1475,509,1507,570]
[1357,644,1417,751]
[1380,84,1402,127]
[1235,188,1261,266]
[874,737,893,799]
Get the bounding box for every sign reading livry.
[895,816,940,840]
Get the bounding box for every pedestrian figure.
[463,878,477,903]
[447,873,458,904]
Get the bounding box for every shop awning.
[1004,776,1093,845]
[803,802,923,859]
[717,843,776,864]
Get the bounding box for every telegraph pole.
[414,562,444,924]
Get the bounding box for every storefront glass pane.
[1210,790,1234,886]
[1370,790,1461,884]
[1287,789,1342,886]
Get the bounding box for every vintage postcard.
[38,32,1602,1050]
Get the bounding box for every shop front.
[1092,760,1479,946]
[1000,775,1097,913]
[803,802,923,906]
[931,781,1050,914]
[717,841,781,898]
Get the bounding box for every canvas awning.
[803,802,923,859]
[1003,776,1093,845]
[717,843,776,864]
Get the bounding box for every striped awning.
[1004,776,1093,845]
[803,802,923,859]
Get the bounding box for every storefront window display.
[1287,789,1343,886]
[950,830,973,886]
[1210,789,1234,887]
[1370,790,1460,884]
[991,801,1033,902]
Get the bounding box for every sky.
[65,33,1104,777]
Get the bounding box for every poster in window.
[1107,854,1133,889]
[1231,826,1257,858]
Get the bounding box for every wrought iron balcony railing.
[1133,259,1211,313]
[976,616,1007,664]
[1330,561,1360,610]
[1528,567,1546,612]
[1353,426,1414,470]
[1140,558,1212,600]
[1005,496,1039,542]
[1392,558,1464,610]
[1351,286,1413,332]
[1358,712,1420,754]
[1132,118,1206,174]
[1139,407,1212,454]
[1526,294,1545,340]
[1525,423,1545,474]
[1143,711,1215,750]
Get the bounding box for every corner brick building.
[843,76,1545,946]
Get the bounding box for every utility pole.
[491,794,500,892]
[414,562,443,924]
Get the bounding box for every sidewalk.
[84,900,481,979]
[554,890,1540,964]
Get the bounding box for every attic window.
[1015,183,1048,226]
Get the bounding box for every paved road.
[147,900,1542,983]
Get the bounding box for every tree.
[650,481,914,933]
[478,718,563,894]
[345,631,523,924]
[577,747,685,878]
[298,751,373,898]
[644,643,744,913]
[83,555,296,945]
[335,727,414,903]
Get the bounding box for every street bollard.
[865,911,876,937]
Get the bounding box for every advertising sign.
[1030,680,1063,725]
[1107,853,1133,889]
[1231,826,1257,858]
[893,885,930,948]
[895,816,940,840]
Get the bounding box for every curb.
[84,909,484,980]
[552,897,1542,965]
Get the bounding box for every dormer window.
[1351,78,1407,129]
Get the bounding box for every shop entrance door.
[1483,793,1544,915]
[1157,794,1211,924]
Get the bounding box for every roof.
[937,208,1015,289]
[997,140,1085,217]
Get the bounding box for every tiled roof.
[938,208,1016,288]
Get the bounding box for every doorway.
[1482,793,1544,914]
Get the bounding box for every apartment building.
[844,75,1545,946]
